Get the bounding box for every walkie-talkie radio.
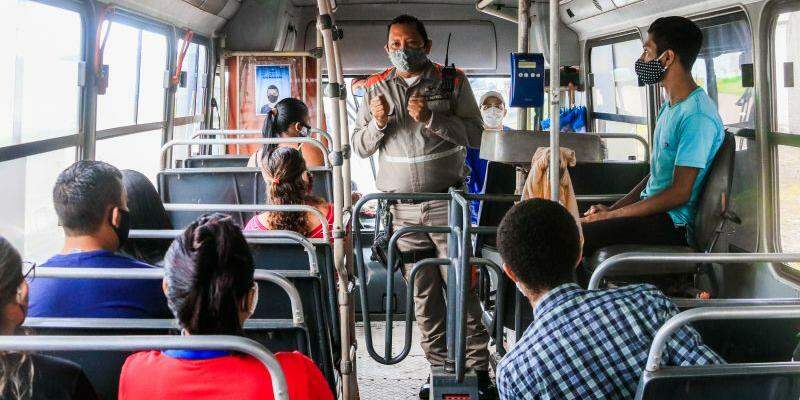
[440,33,456,93]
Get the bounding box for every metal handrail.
[129,229,321,275]
[160,138,330,168]
[470,257,506,356]
[0,335,289,400]
[162,203,330,243]
[36,267,305,326]
[646,305,800,371]
[351,192,452,365]
[596,133,650,160]
[589,252,800,290]
[191,129,334,152]
[383,226,451,362]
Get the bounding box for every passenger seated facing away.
[495,199,723,399]
[580,17,724,263]
[120,169,173,266]
[247,98,326,169]
[119,213,333,400]
[0,236,99,400]
[245,147,333,239]
[28,161,171,318]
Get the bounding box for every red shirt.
[119,350,334,400]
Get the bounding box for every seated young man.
[29,161,171,318]
[495,199,722,399]
[580,16,725,261]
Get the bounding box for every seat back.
[158,168,333,228]
[475,161,516,248]
[184,155,249,168]
[25,319,308,400]
[636,364,800,400]
[693,131,736,251]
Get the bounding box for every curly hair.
[260,147,323,235]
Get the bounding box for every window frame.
[765,0,800,280]
[586,31,651,130]
[0,0,85,163]
[94,10,172,142]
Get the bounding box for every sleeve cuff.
[371,119,387,132]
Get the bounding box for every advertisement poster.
[254,65,292,115]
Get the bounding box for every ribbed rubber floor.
[355,322,429,400]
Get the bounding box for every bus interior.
[1,0,800,398]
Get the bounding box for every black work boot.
[419,375,431,399]
[476,370,498,400]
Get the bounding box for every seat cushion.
[588,244,698,276]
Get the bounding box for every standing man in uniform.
[352,14,496,400]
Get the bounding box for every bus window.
[589,36,648,161]
[172,41,208,164]
[0,148,75,262]
[692,12,754,127]
[772,10,800,257]
[95,21,168,183]
[0,1,82,146]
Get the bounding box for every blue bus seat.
[184,155,249,168]
[24,318,310,400]
[158,167,334,228]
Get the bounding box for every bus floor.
[355,321,428,400]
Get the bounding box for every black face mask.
[268,94,279,103]
[111,208,131,248]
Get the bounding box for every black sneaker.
[476,370,498,400]
[419,375,431,400]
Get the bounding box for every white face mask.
[481,107,505,129]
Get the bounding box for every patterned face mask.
[481,107,505,129]
[388,48,429,73]
[634,52,668,85]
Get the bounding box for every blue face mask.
[388,48,429,73]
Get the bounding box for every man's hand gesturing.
[370,94,390,128]
[407,94,432,123]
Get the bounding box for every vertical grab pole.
[314,3,354,399]
[332,42,353,211]
[515,0,531,195]
[548,0,560,201]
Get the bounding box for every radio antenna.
[444,33,452,67]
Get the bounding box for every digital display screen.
[518,61,537,68]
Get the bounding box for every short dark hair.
[648,16,703,70]
[387,14,430,44]
[497,199,581,292]
[53,161,123,235]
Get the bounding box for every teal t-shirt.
[641,87,724,235]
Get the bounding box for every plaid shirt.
[497,283,723,399]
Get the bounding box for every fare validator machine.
[509,53,545,108]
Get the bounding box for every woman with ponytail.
[246,98,327,169]
[244,147,335,239]
[118,214,333,400]
[0,237,97,400]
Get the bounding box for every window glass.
[97,23,169,130]
[0,147,75,262]
[777,146,800,256]
[195,45,207,117]
[96,23,139,130]
[0,1,82,146]
[137,30,167,124]
[590,37,648,160]
[175,41,199,118]
[691,14,754,126]
[590,38,647,119]
[773,11,800,134]
[96,130,162,184]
